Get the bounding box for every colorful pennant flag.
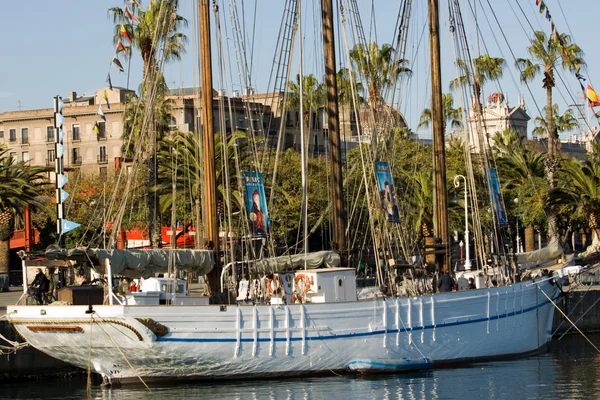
[98,105,106,121]
[61,191,70,202]
[587,85,600,107]
[57,97,64,113]
[119,25,132,42]
[58,129,65,143]
[93,122,100,135]
[111,57,124,73]
[117,41,128,55]
[62,219,81,234]
[106,73,113,90]
[124,6,138,23]
[103,90,111,109]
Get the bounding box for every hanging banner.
[375,161,400,223]
[488,168,508,225]
[243,171,269,237]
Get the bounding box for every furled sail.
[44,247,214,278]
[253,250,340,273]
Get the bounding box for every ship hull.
[7,279,559,384]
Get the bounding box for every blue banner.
[375,161,400,223]
[243,171,269,237]
[488,168,508,225]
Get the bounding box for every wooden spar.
[322,0,346,253]
[428,0,449,273]
[199,0,220,292]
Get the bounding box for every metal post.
[454,175,470,270]
[54,96,65,248]
[106,258,114,305]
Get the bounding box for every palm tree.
[449,54,505,109]
[349,42,411,108]
[0,149,49,291]
[418,93,463,130]
[532,105,578,139]
[109,0,187,247]
[552,158,600,254]
[516,31,584,244]
[286,74,326,152]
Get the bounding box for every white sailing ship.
[6,0,570,386]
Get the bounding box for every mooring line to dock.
[0,311,29,355]
[557,294,600,340]
[92,313,152,392]
[537,287,600,354]
[552,281,595,337]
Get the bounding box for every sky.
[1,0,599,139]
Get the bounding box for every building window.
[9,129,16,143]
[97,122,106,139]
[99,167,107,179]
[21,128,29,144]
[0,131,4,139]
[72,148,81,166]
[72,124,80,141]
[98,146,107,163]
[22,152,30,162]
[47,149,55,166]
[46,126,54,142]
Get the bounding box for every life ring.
[268,276,281,294]
[295,274,313,293]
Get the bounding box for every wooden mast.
[199,0,220,294]
[322,0,346,253]
[428,0,450,273]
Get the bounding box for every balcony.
[97,133,107,141]
[46,158,55,166]
[20,138,29,145]
[71,157,82,166]
[46,135,55,143]
[9,137,16,143]
[97,155,108,164]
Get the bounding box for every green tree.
[450,54,505,106]
[349,42,411,108]
[109,0,187,247]
[418,93,463,130]
[0,149,49,290]
[532,105,578,138]
[516,31,584,243]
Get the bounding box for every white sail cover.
[45,247,214,278]
[253,250,340,272]
[516,240,563,269]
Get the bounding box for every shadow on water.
[2,334,600,399]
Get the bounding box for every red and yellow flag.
[117,41,128,55]
[587,84,600,107]
[119,25,131,42]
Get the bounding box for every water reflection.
[2,334,599,400]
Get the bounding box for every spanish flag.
[587,84,600,107]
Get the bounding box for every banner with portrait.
[243,171,269,237]
[375,161,400,223]
[488,168,508,225]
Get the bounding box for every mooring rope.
[91,313,151,392]
[0,311,29,355]
[537,286,600,354]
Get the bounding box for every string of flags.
[54,97,80,235]
[107,0,141,89]
[533,0,599,113]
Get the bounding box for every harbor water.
[2,333,599,399]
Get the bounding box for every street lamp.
[454,175,471,270]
